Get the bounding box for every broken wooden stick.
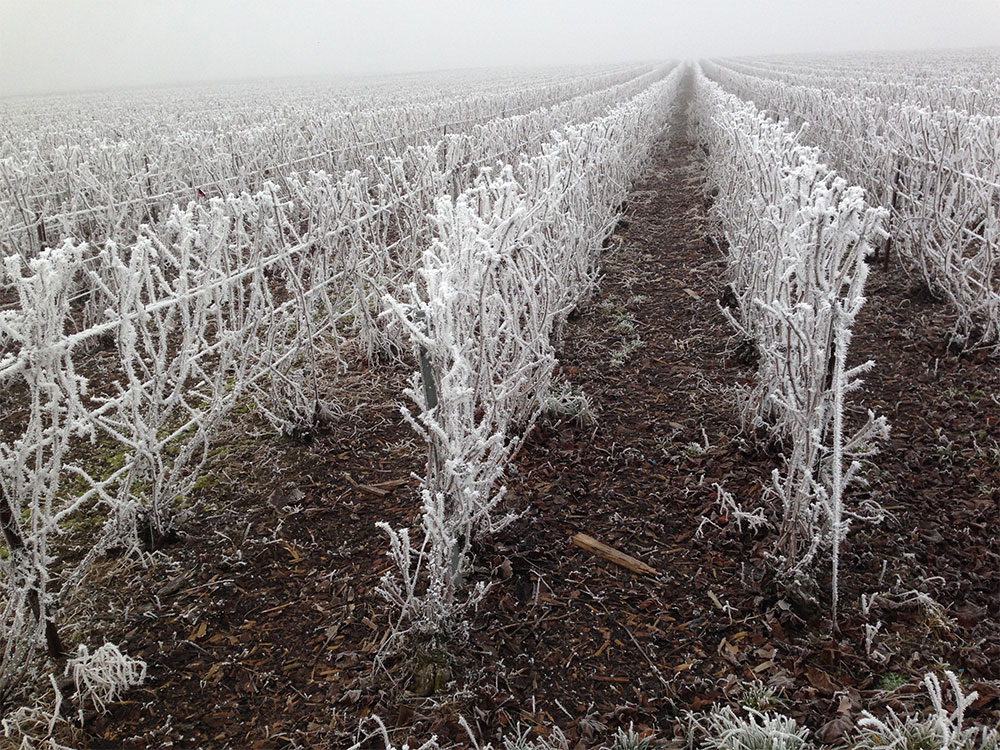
[570,533,657,576]
[342,471,405,497]
[369,479,409,489]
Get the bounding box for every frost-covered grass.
[853,672,999,750]
[541,377,597,426]
[684,672,998,750]
[687,706,811,750]
[66,642,147,723]
[341,669,1000,750]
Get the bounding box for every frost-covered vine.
[704,56,1000,351]
[377,67,683,648]
[0,63,683,714]
[692,65,888,616]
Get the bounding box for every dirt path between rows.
[72,72,998,749]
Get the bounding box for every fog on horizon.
[2,0,999,97]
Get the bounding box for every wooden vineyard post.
[0,486,64,660]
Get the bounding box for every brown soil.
[35,75,1000,749]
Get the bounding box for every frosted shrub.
[376,67,684,650]
[692,65,889,616]
[287,169,390,362]
[0,66,689,713]
[703,59,1000,352]
[751,167,889,614]
[0,242,91,705]
[86,217,247,548]
[267,227,339,431]
[195,179,357,433]
[378,176,558,646]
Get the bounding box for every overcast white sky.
[2,0,999,96]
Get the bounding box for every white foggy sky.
[1,0,999,96]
